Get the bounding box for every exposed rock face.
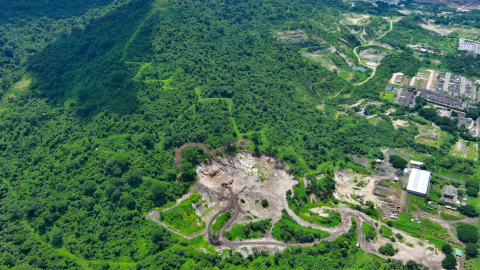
[276,30,308,43]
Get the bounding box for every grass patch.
[297,204,342,228]
[381,91,395,102]
[223,219,272,241]
[272,209,330,243]
[380,225,393,238]
[390,213,450,245]
[362,222,377,240]
[189,235,216,254]
[160,193,206,236]
[212,211,231,232]
[441,208,465,220]
[410,195,438,215]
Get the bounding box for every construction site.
[373,182,408,220]
[144,150,444,269]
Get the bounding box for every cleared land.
[415,124,448,148]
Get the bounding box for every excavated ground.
[146,151,443,269]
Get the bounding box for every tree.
[457,223,478,243]
[466,187,478,198]
[387,220,393,227]
[152,183,167,205]
[442,244,453,254]
[121,195,136,210]
[83,180,97,196]
[442,254,457,269]
[379,243,396,256]
[458,204,479,217]
[7,203,22,218]
[389,155,408,168]
[395,233,403,240]
[49,228,63,247]
[221,134,236,148]
[466,243,478,258]
[261,199,269,208]
[125,170,143,187]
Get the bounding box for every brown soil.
[174,139,250,167]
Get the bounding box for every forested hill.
[0,0,435,269]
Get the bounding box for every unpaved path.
[425,69,435,90]
[353,20,393,86]
[146,189,206,240]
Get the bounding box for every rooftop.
[456,249,462,257]
[443,185,455,197]
[407,168,431,196]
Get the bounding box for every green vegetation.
[442,254,457,269]
[160,193,206,236]
[272,210,330,243]
[441,208,465,221]
[410,195,437,215]
[362,222,376,240]
[442,244,453,254]
[379,243,396,256]
[457,223,478,244]
[467,187,479,198]
[223,219,272,241]
[1,0,479,267]
[381,91,395,103]
[364,16,391,41]
[212,212,231,232]
[380,225,393,238]
[261,199,269,208]
[297,203,342,228]
[389,155,408,168]
[389,213,453,248]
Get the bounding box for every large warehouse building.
[407,168,431,196]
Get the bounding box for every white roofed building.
[410,160,424,168]
[407,168,431,196]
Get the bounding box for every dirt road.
[353,20,394,86]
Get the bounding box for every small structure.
[463,197,468,201]
[385,85,393,91]
[376,159,383,163]
[406,168,431,196]
[410,160,424,168]
[456,200,461,205]
[443,185,455,199]
[456,249,462,257]
[403,168,410,174]
[393,177,399,182]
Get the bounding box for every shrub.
[442,254,457,269]
[261,199,269,208]
[466,187,478,198]
[387,220,393,227]
[389,155,407,168]
[379,243,396,256]
[395,233,403,240]
[466,243,478,258]
[458,204,479,217]
[441,244,453,254]
[457,224,478,243]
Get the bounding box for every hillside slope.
[0,0,437,269]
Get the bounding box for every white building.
[410,160,424,167]
[407,168,431,196]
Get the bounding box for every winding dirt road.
[353,20,394,86]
